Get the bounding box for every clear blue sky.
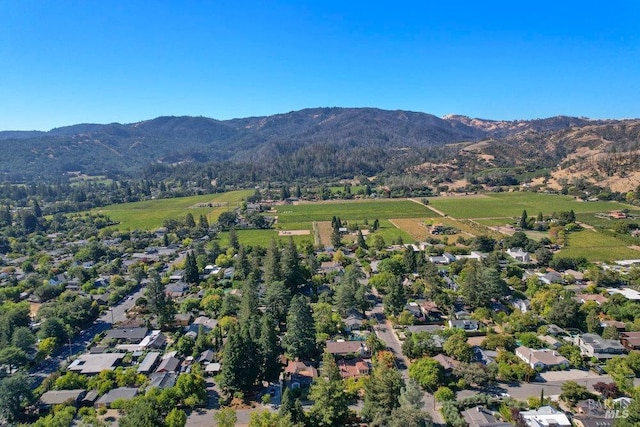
[1,1,639,130]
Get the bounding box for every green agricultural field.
[369,219,415,244]
[275,199,437,226]
[429,192,640,219]
[94,190,253,230]
[275,221,314,231]
[473,218,517,227]
[575,212,640,229]
[218,229,313,248]
[560,229,640,262]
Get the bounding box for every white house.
[506,248,530,263]
[515,346,570,371]
[520,406,571,427]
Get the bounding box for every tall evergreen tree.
[357,230,368,249]
[185,213,196,228]
[362,353,404,424]
[198,214,209,229]
[281,237,304,290]
[32,199,42,218]
[283,295,317,360]
[184,251,199,284]
[220,325,258,394]
[280,388,306,425]
[146,271,175,329]
[259,316,281,383]
[519,210,528,230]
[308,352,350,427]
[331,227,342,249]
[264,281,291,326]
[239,274,260,338]
[234,245,251,280]
[228,227,239,251]
[403,246,417,273]
[264,239,282,284]
[383,275,406,316]
[459,260,485,309]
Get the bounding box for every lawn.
[94,190,253,230]
[428,193,639,219]
[560,229,640,262]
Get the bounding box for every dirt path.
[408,198,448,218]
[314,221,333,248]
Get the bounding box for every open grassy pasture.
[369,219,414,244]
[561,229,640,262]
[473,218,518,227]
[389,218,428,240]
[276,199,437,225]
[219,229,313,248]
[94,190,253,230]
[429,192,639,219]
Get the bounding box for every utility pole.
[68,338,72,361]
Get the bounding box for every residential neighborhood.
[0,190,640,427]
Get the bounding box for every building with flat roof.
[68,353,126,375]
[520,406,571,427]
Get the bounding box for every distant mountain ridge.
[0,107,637,183]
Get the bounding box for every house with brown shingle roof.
[432,353,460,373]
[620,332,640,351]
[284,360,317,388]
[337,358,370,379]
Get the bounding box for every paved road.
[458,375,640,401]
[368,301,447,426]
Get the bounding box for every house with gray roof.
[95,387,138,408]
[461,406,511,427]
[68,353,126,375]
[137,352,161,374]
[104,327,149,343]
[39,389,86,408]
[148,372,177,389]
[156,356,181,373]
[575,333,627,359]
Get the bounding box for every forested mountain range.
[0,107,638,188]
